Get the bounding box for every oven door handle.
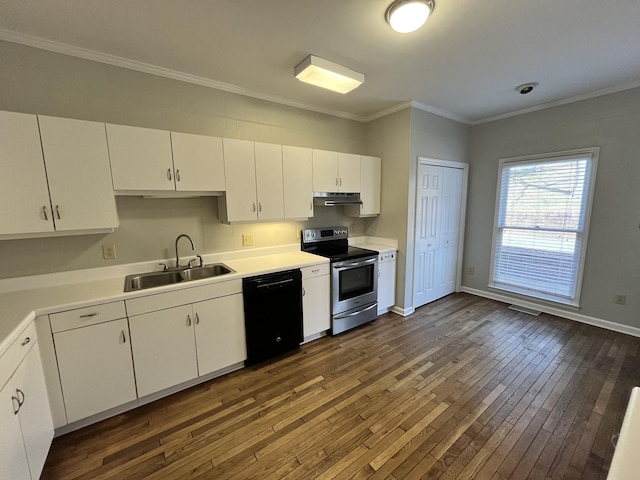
[333,257,377,269]
[333,303,377,320]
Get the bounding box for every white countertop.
[608,387,640,479]
[0,250,327,357]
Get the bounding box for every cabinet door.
[337,153,361,193]
[255,142,284,220]
[283,146,313,219]
[13,345,54,480]
[38,116,119,231]
[221,138,258,222]
[302,275,331,338]
[312,149,339,192]
[378,260,396,312]
[106,124,174,191]
[194,294,246,376]
[54,318,137,423]
[129,305,198,397]
[171,132,225,192]
[0,111,54,235]
[360,156,381,215]
[0,382,30,480]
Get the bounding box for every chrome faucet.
[175,234,195,269]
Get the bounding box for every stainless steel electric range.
[301,227,379,335]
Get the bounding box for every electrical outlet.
[614,293,627,305]
[242,233,255,247]
[102,244,116,260]
[466,267,475,275]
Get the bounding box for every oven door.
[331,256,378,314]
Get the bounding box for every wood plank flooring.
[41,293,640,479]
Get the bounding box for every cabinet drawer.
[0,321,36,390]
[50,301,126,333]
[301,263,329,279]
[126,279,243,316]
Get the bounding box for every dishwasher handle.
[256,278,294,289]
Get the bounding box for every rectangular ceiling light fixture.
[294,55,364,94]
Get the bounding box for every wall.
[0,41,370,278]
[365,107,470,311]
[463,87,640,329]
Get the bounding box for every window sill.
[489,284,580,310]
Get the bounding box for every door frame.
[412,157,469,307]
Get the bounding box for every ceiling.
[1,0,639,124]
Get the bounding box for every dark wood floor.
[41,293,640,479]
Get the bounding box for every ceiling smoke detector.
[516,82,539,95]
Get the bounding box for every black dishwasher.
[242,269,303,364]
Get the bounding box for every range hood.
[313,192,363,206]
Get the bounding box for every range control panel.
[302,227,348,244]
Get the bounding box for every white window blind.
[490,148,598,305]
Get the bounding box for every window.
[490,148,598,306]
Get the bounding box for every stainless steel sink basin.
[124,263,235,292]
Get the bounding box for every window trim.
[488,147,599,307]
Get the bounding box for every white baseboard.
[460,287,640,338]
[391,305,415,317]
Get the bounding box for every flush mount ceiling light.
[386,0,435,33]
[294,55,364,94]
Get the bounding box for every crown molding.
[473,79,640,125]
[409,101,472,124]
[0,28,367,122]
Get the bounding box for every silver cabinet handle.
[187,314,192,327]
[79,312,99,319]
[11,395,20,415]
[16,388,25,407]
[195,313,200,325]
[55,205,61,220]
[311,268,320,273]
[378,271,381,277]
[176,169,181,182]
[252,203,256,212]
[339,178,342,186]
[121,330,126,343]
[167,168,172,181]
[335,177,339,186]
[258,202,262,212]
[309,201,312,210]
[302,287,305,296]
[21,337,31,347]
[42,205,49,221]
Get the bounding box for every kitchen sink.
[124,263,235,292]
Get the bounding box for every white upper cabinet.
[312,149,361,193]
[0,111,54,236]
[346,155,381,217]
[170,132,225,192]
[107,124,174,191]
[282,146,313,219]
[254,142,285,220]
[108,125,226,193]
[0,111,118,237]
[38,116,119,231]
[219,138,258,222]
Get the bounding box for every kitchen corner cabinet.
[0,111,118,236]
[301,264,330,339]
[107,125,225,193]
[0,324,54,480]
[219,139,286,222]
[126,280,245,397]
[312,150,361,193]
[53,316,136,423]
[346,156,381,218]
[377,251,397,314]
[283,146,313,219]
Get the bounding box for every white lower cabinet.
[54,318,137,423]
[301,264,331,339]
[129,304,198,398]
[378,251,397,314]
[0,339,54,480]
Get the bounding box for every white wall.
[463,87,640,329]
[0,41,370,278]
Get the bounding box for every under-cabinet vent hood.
[313,192,363,206]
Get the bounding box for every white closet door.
[414,165,442,308]
[413,163,465,308]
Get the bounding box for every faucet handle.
[158,263,169,271]
[188,255,204,268]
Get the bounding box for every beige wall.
[463,87,640,328]
[0,41,369,278]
